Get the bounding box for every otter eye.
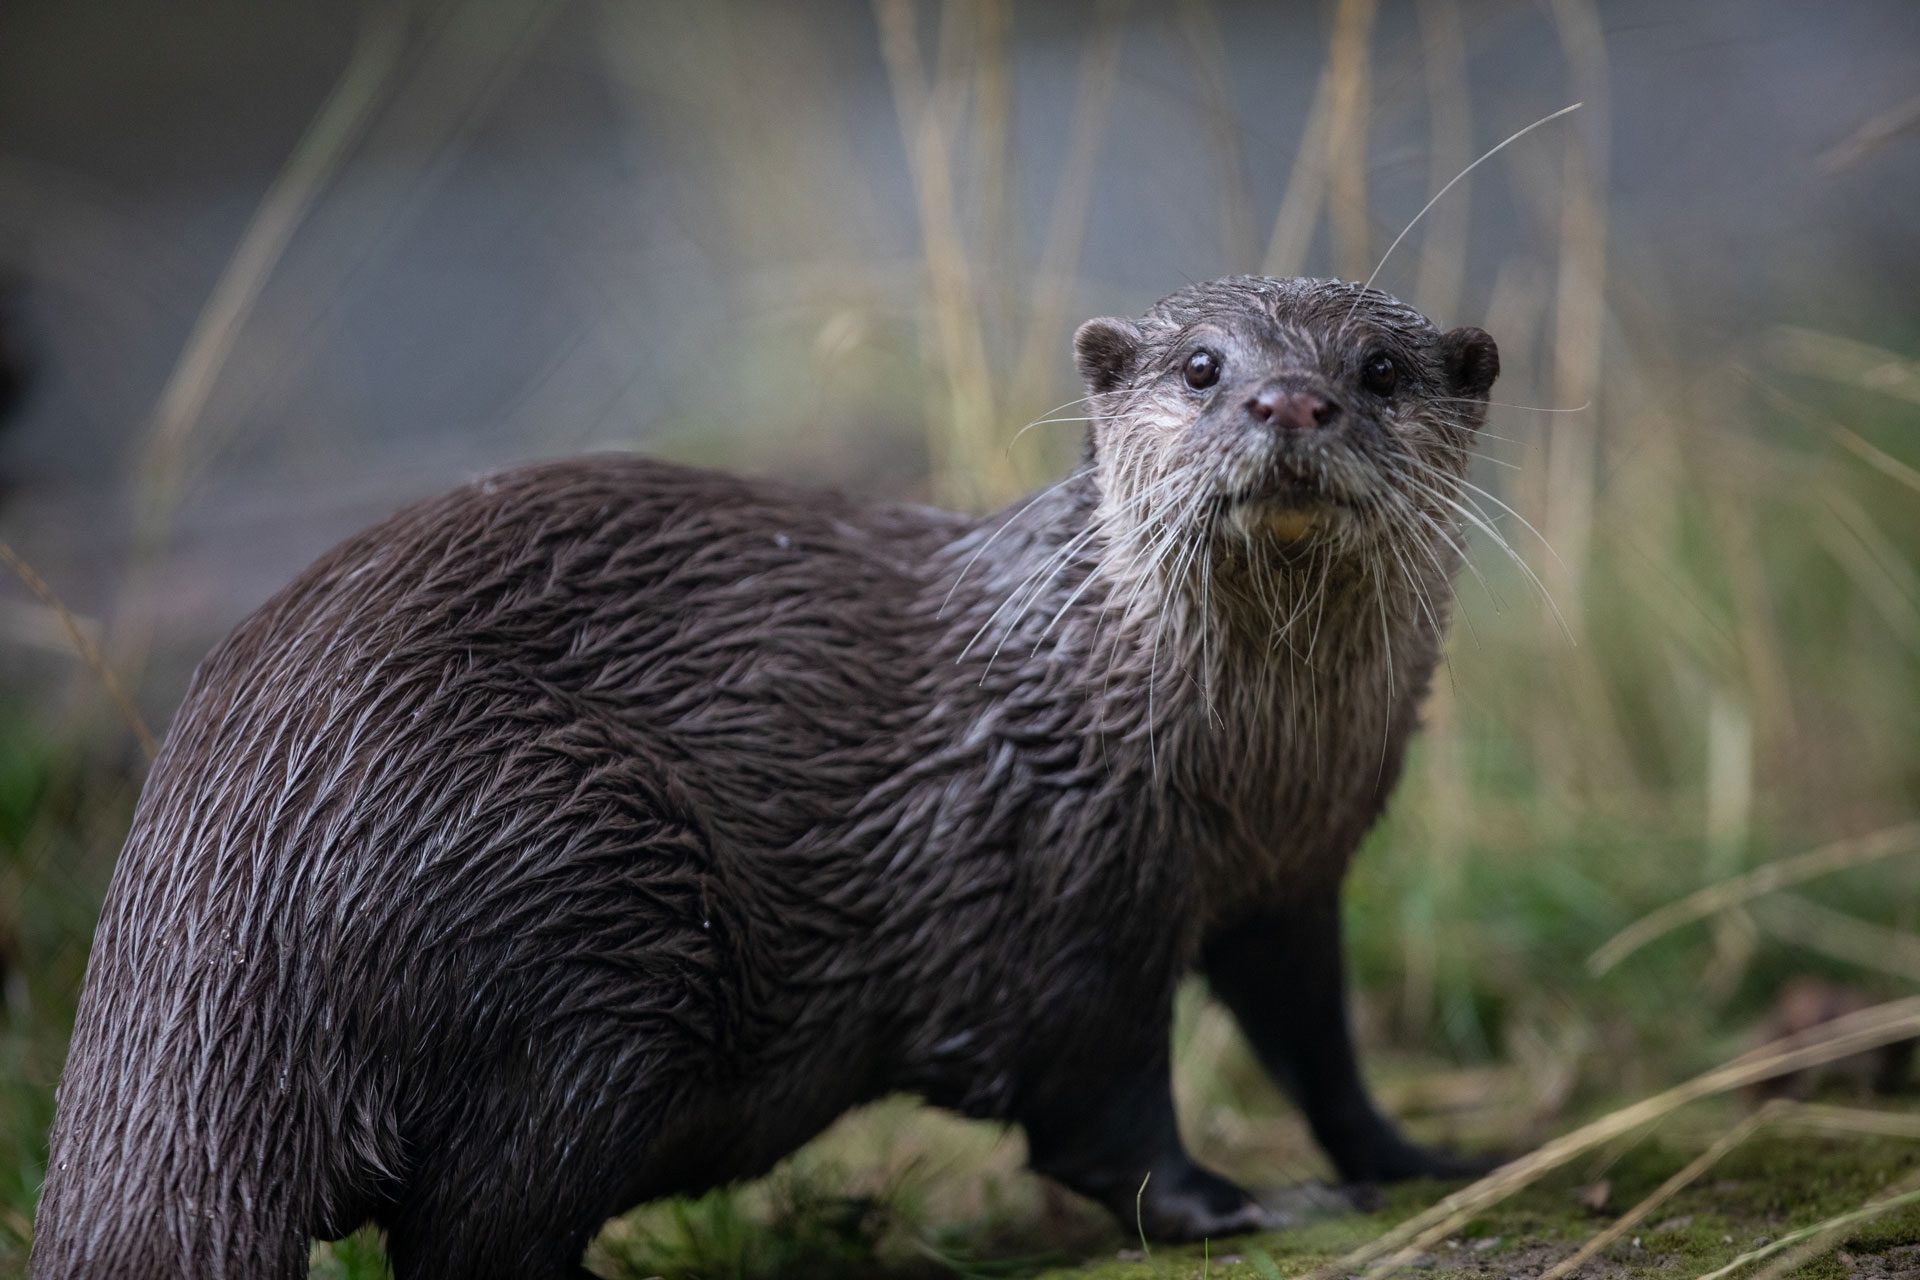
[1361,352,1398,395]
[1183,349,1221,391]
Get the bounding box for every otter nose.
[1246,384,1340,431]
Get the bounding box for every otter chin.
[1260,506,1321,542]
[1222,496,1329,544]
[35,275,1499,1279]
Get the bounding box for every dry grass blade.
[873,0,1007,504]
[967,0,1014,339]
[1830,424,1920,495]
[132,6,405,519]
[115,5,406,685]
[1412,0,1471,321]
[1310,996,1920,1280]
[1694,1168,1920,1280]
[1007,0,1128,442]
[0,542,157,760]
[1261,62,1335,275]
[1588,822,1920,975]
[1541,0,1607,617]
[1177,0,1256,271]
[1770,326,1920,404]
[1818,92,1920,171]
[1782,1104,1920,1142]
[1537,1102,1787,1280]
[1745,371,1920,496]
[1752,892,1920,984]
[1816,490,1920,648]
[1716,999,1920,1076]
[1324,0,1377,280]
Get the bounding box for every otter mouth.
[1227,477,1340,510]
[1221,471,1359,544]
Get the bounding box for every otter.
[33,275,1499,1279]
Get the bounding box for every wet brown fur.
[33,276,1498,1277]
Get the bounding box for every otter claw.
[1134,1168,1285,1242]
[1147,1197,1282,1243]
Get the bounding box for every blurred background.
[2,1,1917,1275]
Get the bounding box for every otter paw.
[1136,1166,1283,1242]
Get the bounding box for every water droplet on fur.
[773,533,791,549]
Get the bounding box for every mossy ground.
[1027,1126,1920,1280]
[299,1093,1920,1280]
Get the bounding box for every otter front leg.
[1202,892,1479,1184]
[1023,1058,1279,1241]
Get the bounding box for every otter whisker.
[1367,453,1501,607]
[1006,469,1195,659]
[1035,536,1113,648]
[1368,552,1398,786]
[1140,489,1220,777]
[1375,505,1447,641]
[1428,414,1527,449]
[1427,396,1593,415]
[1397,483,1505,619]
[1199,553,1223,729]
[1093,479,1213,726]
[1388,489,1482,650]
[1348,101,1584,318]
[1451,474,1571,572]
[1299,544,1334,667]
[941,466,1094,615]
[1008,386,1162,449]
[1395,469,1572,641]
[969,517,1107,669]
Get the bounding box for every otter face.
[1073,276,1498,571]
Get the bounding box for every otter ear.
[1073,317,1142,394]
[1439,326,1499,400]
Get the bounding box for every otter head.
[1073,275,1498,616]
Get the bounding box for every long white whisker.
[1349,101,1583,314]
[1429,396,1593,415]
[1452,475,1570,571]
[1379,460,1508,614]
[970,519,1107,668]
[941,467,1091,615]
[1416,480,1573,643]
